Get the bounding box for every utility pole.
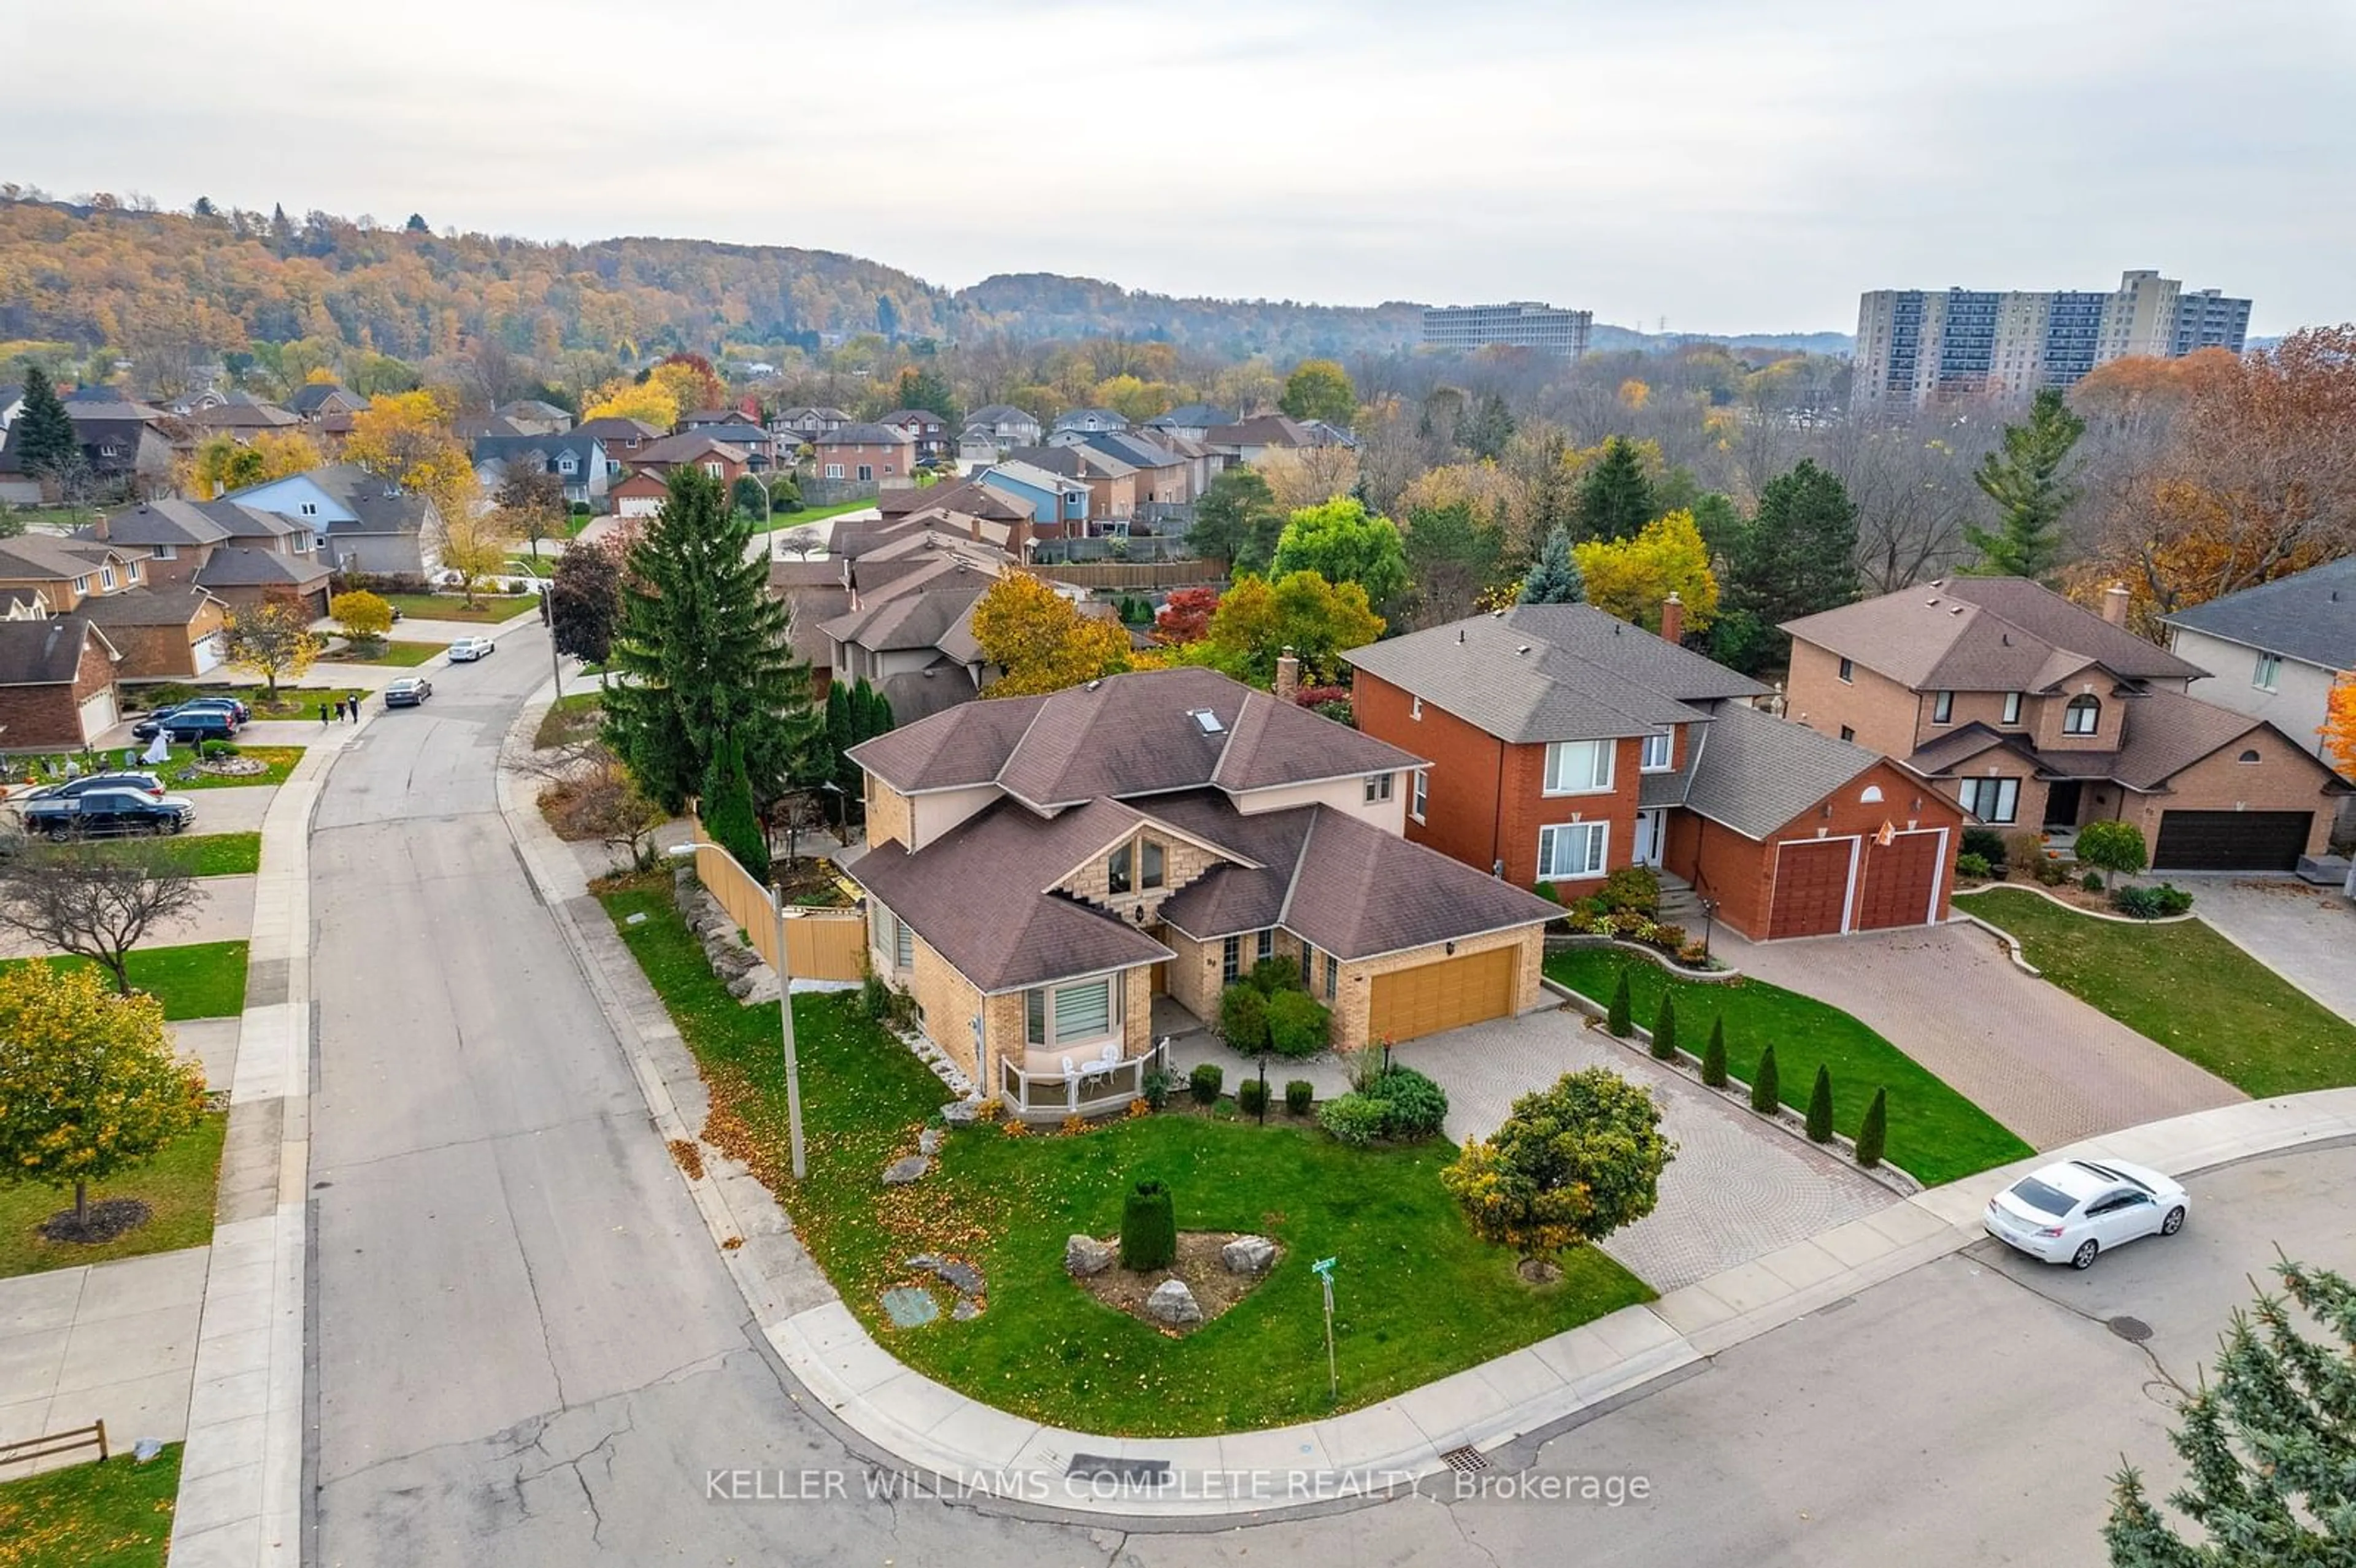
[539,588,563,703]
[774,889,807,1180]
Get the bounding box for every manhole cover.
[1441,1445,1490,1474]
[2108,1315,2154,1343]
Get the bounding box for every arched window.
[2063,694,2100,735]
[1858,785,1884,804]
[2238,748,2262,763]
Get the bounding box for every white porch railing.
[998,1039,1169,1121]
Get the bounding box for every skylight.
[1190,709,1225,736]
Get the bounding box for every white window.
[893,915,914,970]
[72,575,91,594]
[1411,770,1427,821]
[1025,975,1117,1047]
[2002,691,2023,726]
[1931,691,1954,724]
[823,464,844,479]
[2063,694,2100,735]
[153,544,177,561]
[1639,732,1673,772]
[703,461,722,478]
[2254,653,2281,691]
[1410,695,1423,721]
[1956,777,2021,824]
[1363,772,1393,804]
[557,455,577,475]
[99,566,115,590]
[1542,739,1614,795]
[1538,822,1609,881]
[301,501,318,516]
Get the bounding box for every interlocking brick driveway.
[1393,1011,1893,1291]
[2153,875,2356,1023]
[1717,921,2244,1150]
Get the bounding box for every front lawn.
[380,593,533,625]
[1546,948,2031,1186]
[534,691,602,750]
[1961,888,2356,1097]
[86,831,260,878]
[0,940,250,1020]
[756,497,876,535]
[605,886,1652,1435]
[323,639,447,667]
[153,744,302,790]
[0,1444,182,1568]
[0,1115,225,1281]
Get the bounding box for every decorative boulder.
[882,1155,931,1186]
[936,1259,985,1297]
[1220,1236,1278,1276]
[941,1101,983,1127]
[1064,1235,1115,1278]
[918,1127,944,1156]
[951,1299,982,1321]
[1145,1278,1202,1326]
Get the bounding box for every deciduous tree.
[1966,387,2084,579]
[2321,677,2356,778]
[222,602,321,698]
[971,572,1135,695]
[2074,820,2149,889]
[583,379,679,429]
[1187,570,1383,686]
[496,467,567,560]
[1573,510,1719,635]
[1403,501,1505,626]
[439,483,514,608]
[1271,498,1408,610]
[549,536,624,666]
[1441,1067,1675,1261]
[1278,359,1357,426]
[329,590,392,645]
[1152,585,1220,645]
[1187,467,1285,575]
[0,843,206,997]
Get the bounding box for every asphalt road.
[302,625,2356,1566]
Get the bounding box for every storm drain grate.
[1066,1454,1170,1484]
[1440,1445,1490,1475]
[2108,1315,2154,1343]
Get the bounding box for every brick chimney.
[1274,646,1300,705]
[1658,591,1684,645]
[2101,582,2130,626]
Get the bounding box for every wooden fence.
[1,1419,107,1469]
[1031,560,1226,591]
[690,822,868,982]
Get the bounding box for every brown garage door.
[1368,945,1517,1044]
[2154,810,2312,871]
[1855,829,1947,931]
[1767,839,1854,939]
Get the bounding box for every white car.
[1984,1158,2188,1269]
[447,637,495,662]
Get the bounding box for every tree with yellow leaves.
[2321,675,2356,778]
[222,601,322,699]
[970,573,1137,696]
[437,478,515,608]
[582,377,679,430]
[1573,510,1719,636]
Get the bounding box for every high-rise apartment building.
[1854,270,2250,409]
[1421,302,1593,357]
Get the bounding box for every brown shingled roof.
[1782,577,2202,691]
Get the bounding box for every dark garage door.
[1855,829,1947,931]
[1768,839,1854,939]
[2152,810,2311,871]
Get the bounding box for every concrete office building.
[1421,302,1593,358]
[1854,270,2251,409]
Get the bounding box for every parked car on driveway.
[1984,1158,2189,1269]
[23,771,167,802]
[133,706,241,743]
[17,787,196,840]
[382,677,433,708]
[447,637,495,663]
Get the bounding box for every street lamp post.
[774,891,807,1181]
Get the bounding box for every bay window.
[1537,821,1609,881]
[1025,974,1119,1049]
[1542,739,1614,795]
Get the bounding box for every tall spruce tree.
[1966,388,2085,580]
[1720,459,1861,669]
[13,365,79,480]
[1574,437,1655,543]
[603,466,823,820]
[699,733,768,880]
[1518,526,1585,604]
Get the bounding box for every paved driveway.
[1718,922,2242,1150]
[2154,874,2356,1023]
[1393,1011,1893,1291]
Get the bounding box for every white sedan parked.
[447,636,496,662]
[1984,1158,2189,1269]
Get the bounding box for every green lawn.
[83,831,260,878]
[604,886,1651,1435]
[1546,948,2031,1186]
[755,497,876,534]
[324,639,447,667]
[534,691,602,750]
[0,1443,182,1567]
[0,1115,225,1281]
[1962,888,2356,1097]
[154,744,302,790]
[0,941,250,1020]
[381,593,533,625]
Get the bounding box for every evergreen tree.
[1701,1017,1728,1088]
[825,682,858,796]
[1854,1088,1887,1168]
[404,212,429,233]
[1574,437,1655,543]
[1650,993,1678,1060]
[1606,972,1632,1036]
[1750,1044,1779,1113]
[269,202,294,250]
[699,733,769,880]
[604,467,823,816]
[1966,388,2085,580]
[1721,459,1862,671]
[1805,1064,1834,1142]
[894,364,958,425]
[1517,526,1585,604]
[1188,467,1287,575]
[12,365,78,480]
[1457,392,1516,461]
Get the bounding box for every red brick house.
[812,423,917,484]
[0,616,123,748]
[1346,604,1968,940]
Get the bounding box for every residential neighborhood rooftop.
[1783,576,2204,690]
[2162,557,2356,671]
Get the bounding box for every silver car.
[447,636,495,662]
[1984,1158,2189,1269]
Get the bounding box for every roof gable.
[1783,577,2204,690]
[2163,558,2356,672]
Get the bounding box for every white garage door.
[193,631,227,675]
[77,686,118,740]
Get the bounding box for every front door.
[1633,810,1665,868]
[2043,780,2083,831]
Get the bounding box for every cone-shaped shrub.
[1701,1017,1728,1087]
[1856,1088,1888,1168]
[1806,1064,1834,1142]
[1750,1044,1779,1113]
[1606,971,1633,1036]
[1650,993,1678,1059]
[1120,1179,1177,1271]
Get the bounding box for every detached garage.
[0,616,124,751]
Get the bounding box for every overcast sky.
[6,0,2349,334]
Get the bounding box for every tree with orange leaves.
[2321,675,2356,778]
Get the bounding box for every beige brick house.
[847,667,1559,1120]
[1785,577,2349,869]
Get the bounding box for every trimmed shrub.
[1955,853,1993,880]
[1750,1044,1780,1113]
[1806,1064,1834,1142]
[2080,870,2106,893]
[1650,993,1679,1060]
[1370,1067,1449,1141]
[1318,1092,1389,1147]
[1284,1078,1315,1116]
[1606,971,1633,1036]
[2152,882,2195,916]
[1961,825,2008,867]
[2074,819,2149,889]
[1236,1078,1270,1116]
[1249,956,1304,995]
[1218,983,1270,1052]
[1188,1063,1223,1106]
[1120,1180,1176,1271]
[2110,884,2176,920]
[1265,990,1331,1058]
[1855,1087,1888,1169]
[1141,1069,1172,1111]
[1701,1017,1728,1087]
[1598,865,1661,917]
[1651,923,1687,952]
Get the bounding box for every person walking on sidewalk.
[319,701,331,726]
[347,693,361,723]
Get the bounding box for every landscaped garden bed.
[1962,887,2356,1097]
[0,1112,225,1280]
[602,883,1652,1435]
[1544,947,2031,1186]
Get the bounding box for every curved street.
[304,620,2356,1566]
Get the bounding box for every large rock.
[935,1259,985,1297]
[918,1127,944,1156]
[1145,1278,1201,1326]
[941,1101,984,1127]
[881,1155,931,1186]
[1064,1235,1115,1278]
[1220,1236,1278,1277]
